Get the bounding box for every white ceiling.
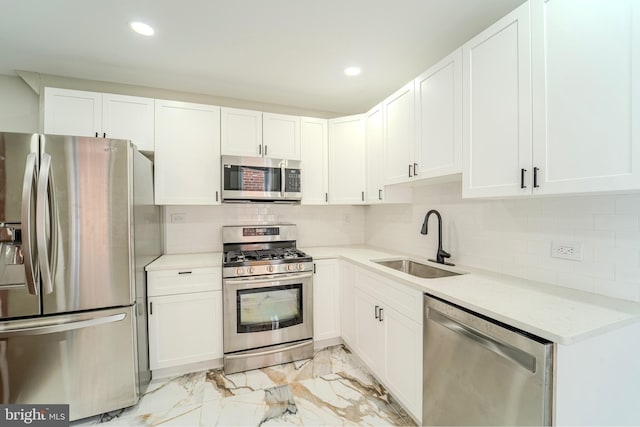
[0,0,524,115]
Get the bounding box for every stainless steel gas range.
[222,225,314,374]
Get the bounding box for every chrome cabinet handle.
[378,307,384,322]
[413,163,419,176]
[375,305,380,319]
[521,168,527,189]
[21,153,39,295]
[408,164,413,178]
[533,167,540,188]
[258,145,262,155]
[378,189,382,200]
[265,145,268,156]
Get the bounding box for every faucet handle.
[439,248,451,259]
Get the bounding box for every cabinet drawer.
[147,267,221,296]
[354,267,422,323]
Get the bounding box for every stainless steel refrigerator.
[0,132,161,421]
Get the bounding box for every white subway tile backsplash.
[614,195,640,214]
[615,231,640,250]
[556,272,596,292]
[366,183,640,302]
[573,196,615,215]
[594,215,639,232]
[593,279,640,302]
[615,265,640,284]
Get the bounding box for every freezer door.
[0,306,138,421]
[40,136,134,314]
[0,132,41,319]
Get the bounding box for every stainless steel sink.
[374,259,461,279]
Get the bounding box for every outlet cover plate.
[551,240,583,261]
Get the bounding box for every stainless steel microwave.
[221,155,302,203]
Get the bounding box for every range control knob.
[248,267,255,274]
[286,264,293,271]
[235,268,244,276]
[297,263,303,271]
[267,266,274,273]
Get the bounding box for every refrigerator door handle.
[36,152,57,295]
[0,313,126,338]
[21,153,39,295]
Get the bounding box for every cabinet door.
[365,103,385,203]
[102,94,155,151]
[263,113,301,160]
[43,87,102,137]
[220,107,262,157]
[301,117,329,204]
[531,0,640,194]
[154,100,221,205]
[415,48,462,179]
[384,306,423,422]
[354,287,384,374]
[340,261,356,347]
[148,291,223,370]
[312,260,340,341]
[328,114,365,204]
[384,82,416,185]
[462,2,532,198]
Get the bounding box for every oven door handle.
[224,271,312,285]
[225,340,312,360]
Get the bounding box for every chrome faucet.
[420,210,454,266]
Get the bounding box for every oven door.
[223,271,313,353]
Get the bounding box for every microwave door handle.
[280,164,286,197]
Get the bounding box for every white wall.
[365,181,640,302]
[0,74,38,132]
[164,204,365,254]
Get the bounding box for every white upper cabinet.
[102,93,155,151]
[221,108,301,160]
[154,100,221,205]
[44,87,155,151]
[462,2,532,198]
[328,114,366,204]
[415,48,462,179]
[365,103,385,203]
[301,117,329,204]
[384,82,416,185]
[44,88,102,137]
[530,0,640,194]
[262,113,301,160]
[220,107,262,157]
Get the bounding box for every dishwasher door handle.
[428,308,537,373]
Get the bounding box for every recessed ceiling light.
[130,21,155,36]
[344,66,362,77]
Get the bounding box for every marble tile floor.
[72,345,417,427]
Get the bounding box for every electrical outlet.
[551,240,583,261]
[170,213,187,224]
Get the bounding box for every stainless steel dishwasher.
[423,295,553,426]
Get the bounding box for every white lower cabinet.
[312,259,340,341]
[339,261,356,347]
[351,265,423,422]
[147,267,223,371]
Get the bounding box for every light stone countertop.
[144,245,640,345]
[145,252,223,271]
